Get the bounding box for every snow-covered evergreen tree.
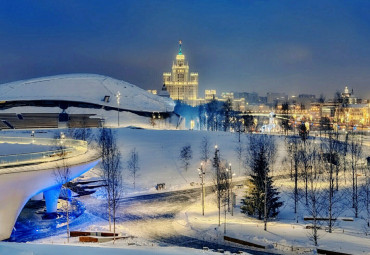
[241,135,282,222]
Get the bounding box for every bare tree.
[213,145,222,226]
[342,133,349,184]
[71,128,93,143]
[179,144,192,172]
[98,127,123,240]
[235,117,245,143]
[53,142,72,243]
[127,148,140,189]
[199,136,210,164]
[318,94,325,103]
[348,131,363,218]
[318,133,348,233]
[281,102,290,135]
[235,136,244,176]
[287,136,301,222]
[323,132,336,233]
[110,147,123,243]
[306,154,326,247]
[299,139,315,205]
[212,146,230,227]
[305,140,347,244]
[362,159,370,234]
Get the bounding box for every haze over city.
[1,0,370,98]
[1,2,370,255]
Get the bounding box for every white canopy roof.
[0,74,174,113]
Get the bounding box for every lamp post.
[224,162,235,234]
[116,91,121,127]
[205,113,208,131]
[229,163,235,216]
[198,163,206,216]
[31,130,35,143]
[60,131,65,146]
[226,165,230,212]
[214,145,221,226]
[289,142,293,180]
[237,119,245,143]
[224,162,228,235]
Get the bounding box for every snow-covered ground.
[1,128,370,255]
[177,186,370,254]
[0,242,218,255]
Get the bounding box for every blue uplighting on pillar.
[44,186,61,213]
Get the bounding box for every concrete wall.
[0,159,99,241]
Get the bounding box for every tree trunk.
[336,164,339,191]
[108,206,112,231]
[355,171,358,218]
[113,207,116,244]
[264,173,267,231]
[67,202,70,243]
[329,164,333,233]
[352,160,355,208]
[294,162,298,216]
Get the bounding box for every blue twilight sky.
[0,0,370,98]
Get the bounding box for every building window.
[177,74,184,82]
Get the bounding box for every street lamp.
[224,163,235,234]
[229,163,235,216]
[198,162,206,216]
[31,130,35,144]
[116,91,121,127]
[205,112,208,131]
[214,145,221,226]
[60,131,65,146]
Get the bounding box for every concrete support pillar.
[31,192,43,201]
[44,186,61,213]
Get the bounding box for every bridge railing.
[0,137,87,168]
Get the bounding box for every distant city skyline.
[0,0,370,99]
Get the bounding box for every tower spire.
[178,40,182,55]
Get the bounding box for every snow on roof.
[0,74,175,113]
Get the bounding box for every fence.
[0,136,87,168]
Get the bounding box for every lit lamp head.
[116,91,121,105]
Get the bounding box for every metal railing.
[0,137,87,168]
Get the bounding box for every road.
[11,182,279,254]
[83,186,279,255]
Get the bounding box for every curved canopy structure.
[0,74,174,113]
[0,74,181,129]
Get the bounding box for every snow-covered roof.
[0,74,175,113]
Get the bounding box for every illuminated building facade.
[163,41,198,105]
[204,90,216,101]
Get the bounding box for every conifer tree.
[241,135,282,225]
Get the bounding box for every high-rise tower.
[163,41,198,105]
